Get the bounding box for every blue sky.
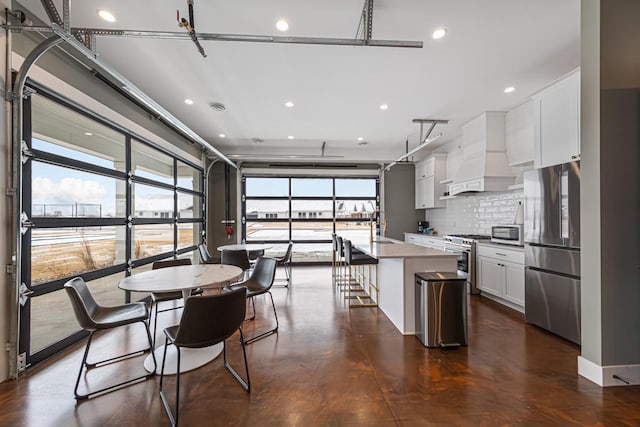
[31,139,193,216]
[31,139,377,217]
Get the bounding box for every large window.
[243,176,379,262]
[21,82,205,366]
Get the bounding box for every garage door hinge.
[5,263,16,275]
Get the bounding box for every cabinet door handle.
[495,252,507,256]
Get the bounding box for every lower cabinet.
[477,245,525,311]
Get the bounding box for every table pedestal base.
[144,342,224,375]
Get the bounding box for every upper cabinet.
[415,154,447,209]
[532,68,581,168]
[505,100,535,166]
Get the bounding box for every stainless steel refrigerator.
[523,161,581,344]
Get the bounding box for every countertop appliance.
[442,234,491,295]
[523,161,581,344]
[415,272,468,348]
[418,221,430,233]
[491,224,524,246]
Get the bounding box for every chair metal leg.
[245,297,256,322]
[223,329,251,392]
[245,291,279,345]
[74,320,156,400]
[159,339,180,427]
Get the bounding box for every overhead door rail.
[24,0,423,50]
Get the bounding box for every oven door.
[444,245,470,278]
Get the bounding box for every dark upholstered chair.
[159,287,250,426]
[198,243,218,264]
[225,257,278,345]
[273,242,293,287]
[221,249,252,280]
[64,277,156,400]
[151,259,202,347]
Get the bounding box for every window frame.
[20,79,206,366]
[241,175,380,257]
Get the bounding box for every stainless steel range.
[442,234,491,295]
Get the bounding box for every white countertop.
[403,232,444,239]
[353,240,456,259]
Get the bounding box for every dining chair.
[198,243,218,264]
[64,277,156,400]
[159,287,250,426]
[273,242,293,287]
[150,259,202,347]
[224,256,278,345]
[221,249,251,279]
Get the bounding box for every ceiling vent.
[209,102,226,112]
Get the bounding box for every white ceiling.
[18,0,581,163]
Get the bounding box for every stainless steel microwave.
[491,224,524,246]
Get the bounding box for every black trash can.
[415,272,468,348]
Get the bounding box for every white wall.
[426,190,523,236]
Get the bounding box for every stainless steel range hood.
[449,112,514,196]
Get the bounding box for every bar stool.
[343,239,379,308]
[334,235,353,293]
[331,234,339,287]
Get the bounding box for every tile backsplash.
[426,190,523,236]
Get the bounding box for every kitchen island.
[353,240,457,334]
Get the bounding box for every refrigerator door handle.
[560,166,569,243]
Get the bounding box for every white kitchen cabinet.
[477,244,525,312]
[415,157,435,180]
[478,257,504,296]
[504,262,525,305]
[415,154,446,209]
[505,100,535,166]
[532,68,580,168]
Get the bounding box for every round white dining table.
[119,264,243,375]
[217,243,272,256]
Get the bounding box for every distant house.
[134,194,193,218]
[246,200,374,220]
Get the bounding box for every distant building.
[134,194,193,218]
[245,200,374,220]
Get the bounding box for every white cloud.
[33,177,107,204]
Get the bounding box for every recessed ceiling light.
[276,19,289,32]
[432,28,447,40]
[84,132,93,136]
[98,9,116,22]
[218,134,226,138]
[357,137,364,141]
[285,101,294,108]
[504,86,516,94]
[184,99,194,105]
[379,104,389,110]
[288,136,294,140]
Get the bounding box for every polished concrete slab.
[1,266,639,426]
